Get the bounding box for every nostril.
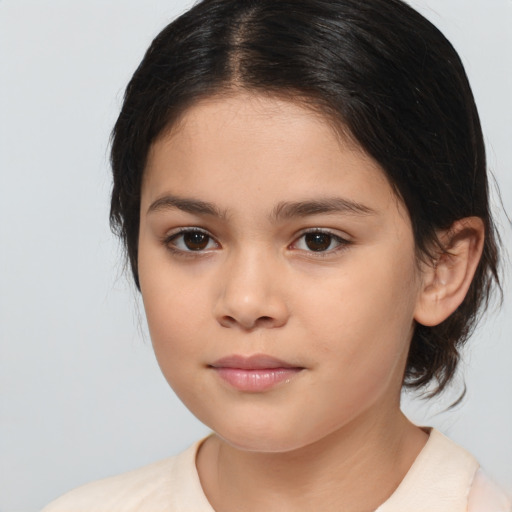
[258,316,274,326]
[218,314,277,330]
[219,315,237,328]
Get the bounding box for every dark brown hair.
[110,0,500,396]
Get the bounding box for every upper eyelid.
[163,228,220,255]
[165,226,214,238]
[164,226,349,239]
[163,226,351,247]
[290,229,352,252]
[293,227,351,240]
[164,227,219,246]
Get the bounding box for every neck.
[197,409,428,512]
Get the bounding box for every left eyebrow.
[270,197,376,222]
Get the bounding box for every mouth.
[209,354,304,392]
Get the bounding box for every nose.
[213,248,290,331]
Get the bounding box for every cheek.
[138,243,212,365]
[143,281,209,354]
[141,281,213,406]
[302,253,419,388]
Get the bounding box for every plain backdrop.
[0,1,511,511]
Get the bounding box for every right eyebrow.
[147,194,228,219]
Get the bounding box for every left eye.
[166,230,218,252]
[293,231,347,252]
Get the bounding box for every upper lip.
[210,354,301,370]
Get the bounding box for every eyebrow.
[147,194,228,218]
[270,197,376,221]
[147,194,375,220]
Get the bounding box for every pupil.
[305,233,331,251]
[184,232,208,250]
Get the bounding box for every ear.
[414,217,485,327]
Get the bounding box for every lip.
[209,354,304,392]
[211,354,300,370]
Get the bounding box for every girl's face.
[138,93,424,452]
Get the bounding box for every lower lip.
[213,367,303,392]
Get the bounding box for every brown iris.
[304,232,332,251]
[183,231,210,250]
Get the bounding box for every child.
[43,0,511,510]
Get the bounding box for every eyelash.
[291,229,351,257]
[162,228,351,258]
[163,228,218,259]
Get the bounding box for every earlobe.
[414,217,485,327]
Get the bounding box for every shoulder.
[42,439,212,512]
[377,428,510,512]
[468,469,512,512]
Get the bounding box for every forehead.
[142,93,404,222]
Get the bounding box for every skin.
[137,93,482,512]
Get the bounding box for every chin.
[208,416,333,454]
[218,431,305,453]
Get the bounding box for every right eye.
[165,229,219,253]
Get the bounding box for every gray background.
[0,1,510,511]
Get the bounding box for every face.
[138,93,424,453]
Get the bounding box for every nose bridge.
[215,242,288,330]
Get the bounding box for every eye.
[292,230,349,253]
[165,229,218,252]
